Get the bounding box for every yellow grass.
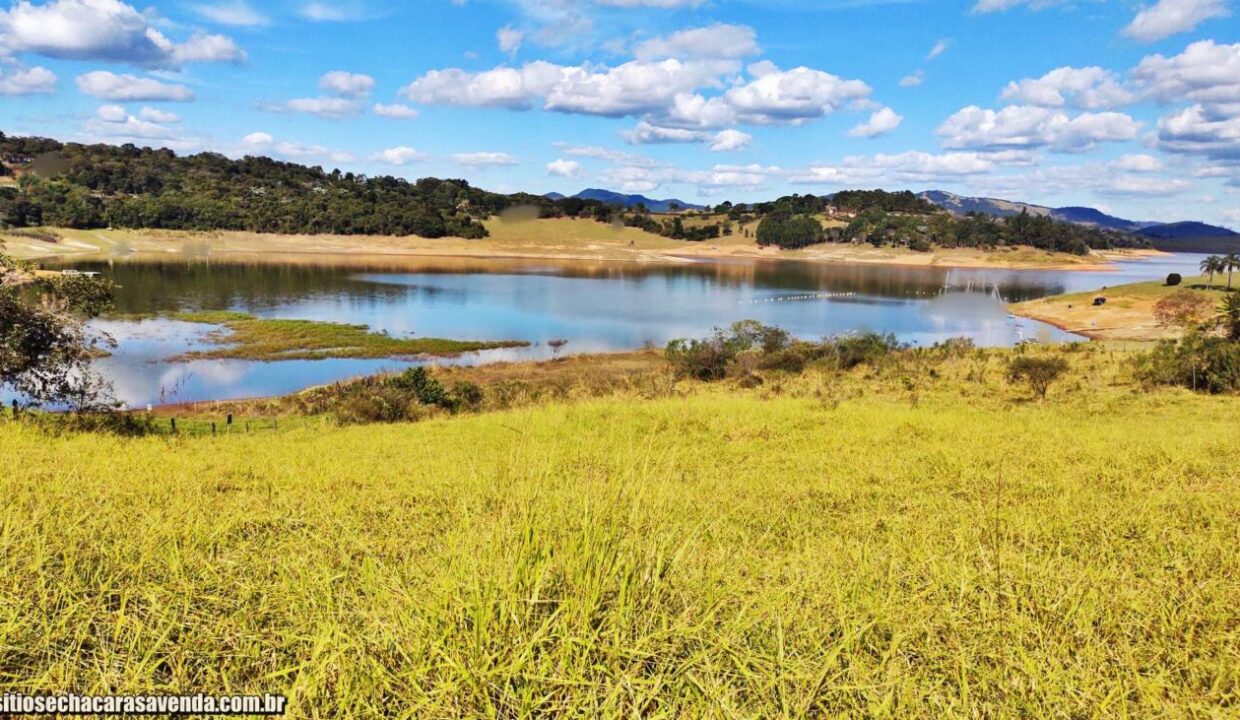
[2,348,1238,717]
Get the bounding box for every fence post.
[170,418,177,433]
[227,413,233,426]
[212,422,217,436]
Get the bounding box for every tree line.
[754,193,1150,255]
[0,134,1154,255]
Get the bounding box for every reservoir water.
[39,252,1206,407]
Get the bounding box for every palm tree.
[1225,253,1240,290]
[1200,255,1223,289]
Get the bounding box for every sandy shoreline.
[3,222,1167,273]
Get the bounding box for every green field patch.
[170,311,528,361]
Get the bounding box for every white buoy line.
[739,291,857,305]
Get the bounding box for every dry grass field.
[3,346,1238,717]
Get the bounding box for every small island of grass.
[169,311,528,361]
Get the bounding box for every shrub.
[1166,273,1182,287]
[1007,356,1070,400]
[390,367,448,408]
[730,320,791,354]
[1139,334,1240,394]
[666,321,789,381]
[816,333,902,371]
[27,411,159,437]
[1153,290,1213,330]
[449,381,485,412]
[758,348,807,374]
[932,337,977,359]
[665,334,736,381]
[335,387,433,425]
[1223,292,1240,342]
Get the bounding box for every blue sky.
[1,0,1238,226]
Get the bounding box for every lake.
[34,252,1206,407]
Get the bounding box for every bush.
[1139,334,1240,394]
[730,320,791,354]
[25,411,159,437]
[665,334,737,381]
[335,388,434,425]
[298,366,488,424]
[816,333,902,371]
[1007,356,1069,399]
[1223,292,1240,342]
[449,381,485,411]
[932,337,977,359]
[666,321,790,381]
[1153,290,1214,330]
[1166,273,1182,287]
[390,367,448,408]
[758,348,807,374]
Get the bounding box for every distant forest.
[1,133,1150,254]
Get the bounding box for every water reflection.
[24,252,1203,407]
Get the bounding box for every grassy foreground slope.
[3,374,1238,717]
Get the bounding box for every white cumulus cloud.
[373,103,419,118]
[546,158,583,178]
[319,71,375,98]
[633,24,759,61]
[75,71,193,101]
[453,151,519,166]
[938,104,1142,153]
[1123,0,1230,43]
[370,146,427,165]
[0,65,56,95]
[1001,66,1135,110]
[848,107,903,138]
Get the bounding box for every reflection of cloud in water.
[53,254,1204,405]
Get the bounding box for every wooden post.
[226,413,233,426]
[170,418,177,433]
[212,423,217,436]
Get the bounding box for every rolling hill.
[919,190,1238,253]
[548,189,705,213]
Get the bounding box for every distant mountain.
[919,190,1238,253]
[543,192,566,201]
[1051,206,1152,233]
[1135,222,1240,254]
[548,188,705,212]
[1136,221,1239,239]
